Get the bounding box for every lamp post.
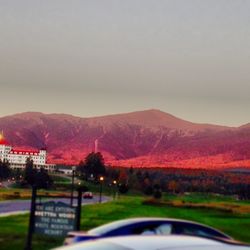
[99,176,104,203]
[70,166,76,206]
[113,180,117,200]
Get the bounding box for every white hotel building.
[0,133,55,172]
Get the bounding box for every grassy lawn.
[50,174,71,184]
[164,193,250,204]
[81,196,250,242]
[0,214,62,250]
[0,194,250,250]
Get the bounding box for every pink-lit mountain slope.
[0,110,249,169]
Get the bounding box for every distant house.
[0,132,55,172]
[56,165,76,175]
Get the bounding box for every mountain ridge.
[0,110,249,169]
[0,109,238,128]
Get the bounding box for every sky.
[0,0,249,126]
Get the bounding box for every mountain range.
[0,109,250,169]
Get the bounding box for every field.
[0,188,71,201]
[0,193,250,250]
[0,175,72,201]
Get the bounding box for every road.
[0,195,110,217]
[0,180,14,189]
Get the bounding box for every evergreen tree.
[77,160,86,178]
[24,157,37,186]
[79,152,106,180]
[36,167,53,189]
[0,159,11,179]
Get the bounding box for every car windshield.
[88,220,134,235]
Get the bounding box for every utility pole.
[70,166,76,206]
[99,176,104,203]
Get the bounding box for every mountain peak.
[88,109,225,131]
[85,109,191,129]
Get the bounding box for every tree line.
[76,152,250,200]
[0,157,52,189]
[1,150,249,200]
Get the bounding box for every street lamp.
[99,176,104,203]
[113,180,117,200]
[70,166,76,206]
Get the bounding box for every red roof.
[9,148,40,155]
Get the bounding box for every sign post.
[76,189,82,230]
[70,166,76,206]
[24,186,37,250]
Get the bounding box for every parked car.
[58,235,250,250]
[83,192,93,199]
[64,217,232,245]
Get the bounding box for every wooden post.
[24,186,37,250]
[76,188,82,231]
[70,168,75,206]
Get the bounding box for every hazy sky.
[0,0,249,126]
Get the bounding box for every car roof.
[106,235,250,250]
[57,235,247,250]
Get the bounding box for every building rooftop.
[9,149,40,155]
